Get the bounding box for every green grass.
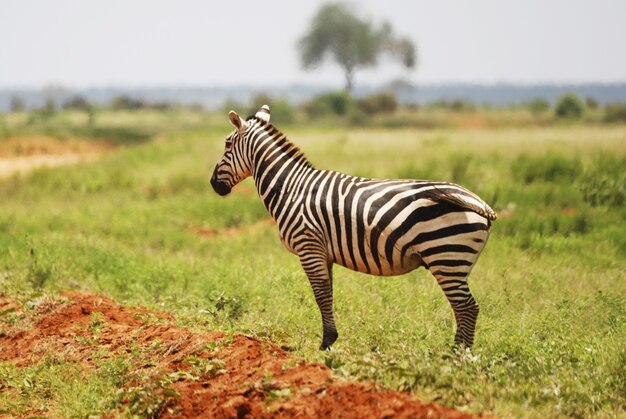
[0,115,624,417]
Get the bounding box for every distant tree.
[41,84,67,115]
[62,95,91,112]
[11,96,26,112]
[10,96,25,112]
[41,98,56,117]
[62,95,97,127]
[149,100,175,111]
[585,97,599,110]
[357,92,398,115]
[110,95,144,110]
[386,78,416,104]
[555,93,585,120]
[298,3,416,92]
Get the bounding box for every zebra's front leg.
[299,250,337,350]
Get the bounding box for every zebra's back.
[300,173,494,277]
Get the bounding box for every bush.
[526,98,550,115]
[555,93,585,120]
[63,95,92,112]
[428,99,476,112]
[247,94,295,123]
[604,103,626,123]
[110,95,145,111]
[302,91,354,117]
[357,92,398,115]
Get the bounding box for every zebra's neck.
[248,120,314,217]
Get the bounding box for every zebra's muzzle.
[211,168,232,196]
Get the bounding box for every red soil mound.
[0,292,473,418]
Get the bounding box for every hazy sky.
[1,0,625,88]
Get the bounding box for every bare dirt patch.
[0,136,113,178]
[0,292,473,418]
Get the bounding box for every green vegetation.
[0,109,624,417]
[555,93,586,120]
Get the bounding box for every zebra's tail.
[424,184,498,221]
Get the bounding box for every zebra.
[210,105,496,350]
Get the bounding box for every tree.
[62,95,91,112]
[10,96,25,112]
[63,95,96,127]
[298,3,416,92]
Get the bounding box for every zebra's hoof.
[320,329,338,350]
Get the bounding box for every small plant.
[183,355,226,379]
[75,312,108,346]
[200,292,246,323]
[123,373,180,418]
[26,247,55,290]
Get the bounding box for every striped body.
[211,106,496,349]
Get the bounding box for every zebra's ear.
[228,110,248,131]
[255,105,271,123]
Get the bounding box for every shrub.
[302,91,354,117]
[604,102,626,123]
[247,94,295,123]
[555,93,585,120]
[526,98,550,115]
[247,93,273,116]
[428,99,476,112]
[110,95,145,111]
[357,92,398,115]
[63,95,91,112]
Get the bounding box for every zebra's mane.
[245,115,314,169]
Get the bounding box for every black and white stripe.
[211,105,496,350]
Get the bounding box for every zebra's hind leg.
[432,273,480,348]
[450,293,479,347]
[298,245,338,350]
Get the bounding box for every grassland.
[1,110,625,417]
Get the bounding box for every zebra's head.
[210,105,271,196]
